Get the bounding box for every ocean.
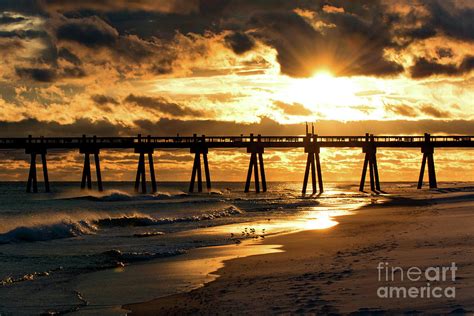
[0,181,427,315]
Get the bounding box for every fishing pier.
[1,131,472,194]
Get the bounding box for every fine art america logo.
[377,262,457,299]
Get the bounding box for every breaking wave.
[95,206,243,228]
[0,206,243,243]
[0,220,97,244]
[64,190,189,202]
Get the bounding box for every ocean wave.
[94,206,243,228]
[100,248,185,264]
[132,231,165,238]
[0,220,97,244]
[233,199,319,212]
[59,190,234,206]
[62,190,189,202]
[0,206,243,243]
[0,266,64,287]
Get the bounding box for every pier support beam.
[80,135,103,191]
[359,133,381,192]
[26,153,38,193]
[417,133,437,189]
[26,152,50,193]
[80,151,103,191]
[26,136,49,193]
[134,134,157,194]
[81,153,92,190]
[244,134,266,193]
[302,134,323,195]
[189,135,211,193]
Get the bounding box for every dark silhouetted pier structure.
[189,135,211,193]
[134,135,157,193]
[245,134,266,193]
[80,135,103,191]
[1,132,472,194]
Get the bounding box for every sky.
[0,0,473,182]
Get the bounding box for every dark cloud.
[427,0,474,42]
[58,47,82,65]
[62,66,86,78]
[249,11,322,78]
[1,117,473,139]
[224,31,255,55]
[92,94,119,105]
[15,67,57,82]
[125,94,203,117]
[410,55,474,78]
[384,104,418,118]
[150,61,174,75]
[91,94,119,112]
[0,15,26,24]
[0,118,129,137]
[402,26,437,41]
[15,64,86,82]
[420,105,451,118]
[410,57,457,78]
[56,16,118,48]
[460,55,474,72]
[0,0,45,15]
[436,47,454,59]
[0,29,48,40]
[274,101,312,116]
[133,117,474,136]
[41,0,200,14]
[56,16,171,67]
[249,6,404,78]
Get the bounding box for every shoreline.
[124,187,474,314]
[76,196,362,314]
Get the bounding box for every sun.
[312,69,334,81]
[275,69,361,120]
[293,70,356,105]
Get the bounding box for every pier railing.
[1,135,472,148]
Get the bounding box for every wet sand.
[125,188,474,314]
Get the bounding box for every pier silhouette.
[1,130,472,194]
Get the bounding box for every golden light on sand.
[300,209,355,230]
[303,212,339,230]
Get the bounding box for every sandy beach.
[125,187,474,315]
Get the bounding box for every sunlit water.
[0,181,420,314]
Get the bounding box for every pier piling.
[417,133,437,189]
[26,153,38,193]
[134,134,156,193]
[26,135,49,193]
[189,135,211,193]
[359,134,381,192]
[80,135,103,191]
[81,153,92,189]
[302,133,323,195]
[244,134,266,193]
